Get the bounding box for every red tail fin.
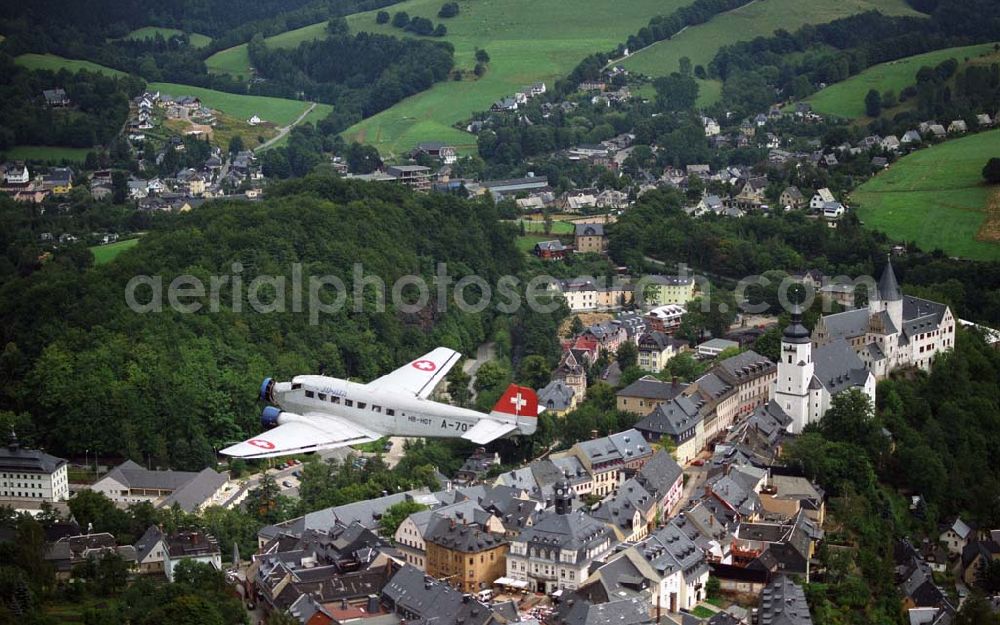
[492,384,538,418]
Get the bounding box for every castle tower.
[870,256,903,332]
[774,305,814,434]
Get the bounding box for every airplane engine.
[261,406,307,429]
[259,377,275,402]
[261,406,281,428]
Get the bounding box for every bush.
[376,10,390,24]
[438,2,459,17]
[391,11,410,28]
[983,157,1000,184]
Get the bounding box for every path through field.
[255,102,318,152]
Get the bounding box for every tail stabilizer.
[490,384,538,436]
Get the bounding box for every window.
[292,383,301,390]
[318,393,327,401]
[345,399,353,407]
[305,390,315,398]
[373,405,381,413]
[332,396,340,404]
[358,402,367,409]
[387,409,395,416]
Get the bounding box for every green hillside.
[620,0,921,88]
[148,82,331,127]
[206,21,329,80]
[123,26,213,48]
[1,145,91,163]
[807,43,1000,118]
[15,53,127,77]
[342,0,700,156]
[852,129,1000,261]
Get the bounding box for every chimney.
[671,376,679,388]
[342,599,349,610]
[590,429,599,440]
[367,595,380,613]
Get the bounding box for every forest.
[0,57,144,150]
[0,176,541,470]
[246,19,455,129]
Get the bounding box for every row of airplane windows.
[302,389,396,416]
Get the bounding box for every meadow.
[807,43,1000,118]
[205,21,330,80]
[342,0,703,156]
[122,26,213,48]
[852,129,1000,261]
[14,53,127,78]
[147,82,332,127]
[2,145,92,163]
[90,238,140,265]
[620,0,921,84]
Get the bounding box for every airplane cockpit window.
[305,390,315,398]
[291,383,302,390]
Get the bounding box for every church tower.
[774,305,814,434]
[553,477,574,515]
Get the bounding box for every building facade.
[0,435,69,504]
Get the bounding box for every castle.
[774,259,955,434]
[812,258,955,380]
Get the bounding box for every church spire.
[783,305,811,344]
[878,255,902,302]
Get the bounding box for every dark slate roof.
[878,259,902,301]
[715,349,776,383]
[812,339,870,395]
[424,516,506,553]
[100,459,198,490]
[575,223,605,237]
[538,380,576,411]
[551,596,652,625]
[692,372,732,401]
[617,376,688,401]
[535,240,567,253]
[758,576,813,625]
[383,564,495,625]
[135,525,164,562]
[635,450,682,501]
[608,429,651,462]
[635,396,703,437]
[819,308,869,340]
[782,307,811,344]
[637,520,709,579]
[0,439,66,474]
[577,436,623,465]
[160,467,228,512]
[517,509,614,556]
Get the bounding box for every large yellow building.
[424,518,508,593]
[644,275,697,305]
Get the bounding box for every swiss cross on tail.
[493,384,538,418]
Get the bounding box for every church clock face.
[556,487,565,496]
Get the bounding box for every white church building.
[773,258,955,434]
[773,306,876,434]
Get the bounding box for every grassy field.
[206,21,330,80]
[15,53,127,77]
[852,129,1000,261]
[808,43,1000,118]
[148,82,332,127]
[123,26,212,48]
[3,145,91,162]
[621,0,921,80]
[512,219,575,235]
[342,0,703,156]
[91,238,140,265]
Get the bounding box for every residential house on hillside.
[637,331,685,373]
[164,530,221,581]
[780,186,804,209]
[537,379,578,416]
[574,223,608,254]
[43,88,70,107]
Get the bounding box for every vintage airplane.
[220,347,539,459]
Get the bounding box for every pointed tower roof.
[783,305,811,345]
[878,256,902,301]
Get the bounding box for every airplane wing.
[461,419,519,445]
[221,412,379,459]
[367,347,462,399]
